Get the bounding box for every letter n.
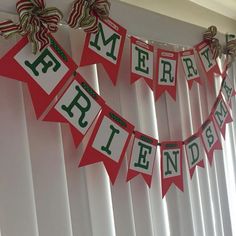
[163,149,180,178]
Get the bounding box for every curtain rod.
[0,8,228,49]
[0,9,190,49]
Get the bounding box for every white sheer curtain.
[0,1,235,236]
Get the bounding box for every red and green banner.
[0,2,235,196]
[179,49,201,89]
[127,131,158,187]
[0,35,77,118]
[130,36,154,89]
[155,49,178,100]
[80,18,127,85]
[161,141,183,197]
[79,105,134,184]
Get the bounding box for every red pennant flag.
[220,75,236,108]
[212,94,233,139]
[161,141,184,197]
[80,18,127,85]
[179,49,201,89]
[201,117,222,165]
[0,35,77,118]
[130,36,154,89]
[43,73,105,147]
[185,133,205,178]
[195,41,221,83]
[127,131,158,187]
[79,105,134,184]
[155,49,178,100]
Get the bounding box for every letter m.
[214,99,227,127]
[89,22,121,62]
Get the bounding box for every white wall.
[119,0,236,35]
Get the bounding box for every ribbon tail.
[27,24,38,54]
[27,23,49,54]
[37,26,50,51]
[0,20,20,38]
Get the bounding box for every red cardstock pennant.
[212,94,233,139]
[161,141,184,197]
[220,75,236,108]
[127,131,158,187]
[185,133,205,178]
[195,41,221,83]
[79,105,134,184]
[179,49,201,89]
[130,36,154,90]
[0,35,77,118]
[44,73,105,147]
[155,49,178,100]
[80,18,127,85]
[201,117,222,165]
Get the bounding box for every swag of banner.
[0,0,235,197]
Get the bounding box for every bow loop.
[203,25,217,40]
[67,0,111,33]
[91,0,110,19]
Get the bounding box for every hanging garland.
[0,0,235,195]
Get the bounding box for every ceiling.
[190,0,236,20]
[117,0,236,34]
[121,0,236,20]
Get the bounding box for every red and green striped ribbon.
[0,0,63,54]
[203,25,222,60]
[225,36,236,67]
[67,0,110,33]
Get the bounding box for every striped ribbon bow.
[0,0,63,54]
[203,25,222,60]
[224,36,236,67]
[68,0,111,33]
